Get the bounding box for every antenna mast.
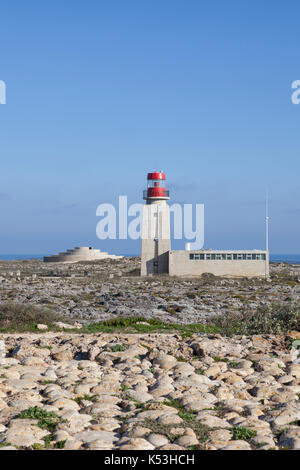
[265,188,269,279]
[266,188,269,252]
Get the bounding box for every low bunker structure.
[44,247,123,263]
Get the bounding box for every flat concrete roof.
[170,250,268,253]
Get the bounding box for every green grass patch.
[110,344,126,352]
[231,426,257,441]
[73,394,98,404]
[32,443,44,450]
[176,356,187,362]
[162,398,185,411]
[178,411,198,421]
[143,417,209,444]
[228,361,240,368]
[55,440,66,449]
[0,442,12,448]
[17,406,60,433]
[79,317,219,336]
[43,434,53,448]
[0,301,298,337]
[213,357,228,363]
[18,406,58,420]
[289,420,300,426]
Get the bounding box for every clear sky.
[0,0,299,255]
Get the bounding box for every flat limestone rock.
[74,430,119,445]
[4,419,49,447]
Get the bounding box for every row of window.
[189,253,266,261]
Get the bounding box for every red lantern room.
[143,171,170,201]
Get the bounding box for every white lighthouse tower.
[141,171,171,276]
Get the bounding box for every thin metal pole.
[265,189,269,278]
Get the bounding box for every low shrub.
[0,303,61,330]
[211,303,300,336]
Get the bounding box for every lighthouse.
[139,169,269,278]
[141,171,171,276]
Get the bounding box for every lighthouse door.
[154,239,159,274]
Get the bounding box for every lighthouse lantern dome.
[143,171,170,201]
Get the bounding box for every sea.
[0,254,300,264]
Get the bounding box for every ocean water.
[0,254,46,260]
[269,254,300,265]
[0,253,300,264]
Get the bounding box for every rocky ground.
[0,257,299,324]
[0,331,299,450]
[0,257,299,451]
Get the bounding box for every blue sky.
[0,0,299,255]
